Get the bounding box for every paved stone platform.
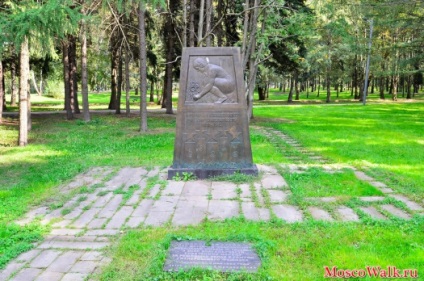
[2,127,423,280]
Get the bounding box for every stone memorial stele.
[168,47,258,179]
[163,241,261,272]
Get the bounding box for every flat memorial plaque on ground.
[163,240,261,272]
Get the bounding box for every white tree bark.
[19,37,29,146]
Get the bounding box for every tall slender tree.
[0,60,4,123]
[19,37,29,146]
[80,14,90,121]
[139,2,148,131]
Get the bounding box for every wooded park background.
[0,0,423,145]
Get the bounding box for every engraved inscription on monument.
[168,47,258,179]
[163,241,261,272]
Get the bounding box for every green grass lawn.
[253,102,424,202]
[283,168,383,197]
[3,91,180,112]
[100,219,424,280]
[1,90,423,278]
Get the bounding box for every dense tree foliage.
[0,0,422,144]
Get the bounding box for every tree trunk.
[317,76,320,97]
[241,0,250,65]
[81,20,91,122]
[27,80,31,131]
[30,71,42,96]
[287,76,294,103]
[406,75,412,99]
[165,58,173,114]
[109,41,119,110]
[125,51,131,117]
[10,57,18,106]
[183,0,187,47]
[164,3,175,115]
[19,37,30,146]
[205,0,212,46]
[258,85,266,100]
[354,54,359,99]
[295,73,300,100]
[116,49,123,114]
[62,40,73,120]
[69,35,80,113]
[161,72,167,108]
[150,80,155,102]
[197,0,205,46]
[139,3,148,131]
[326,71,331,103]
[392,74,399,101]
[217,0,224,46]
[189,0,195,47]
[379,77,385,99]
[0,60,3,123]
[247,56,257,119]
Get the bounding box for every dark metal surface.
[163,240,261,272]
[169,47,257,179]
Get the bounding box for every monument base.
[168,165,258,180]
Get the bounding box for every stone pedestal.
[168,47,257,179]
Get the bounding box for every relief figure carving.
[192,58,236,103]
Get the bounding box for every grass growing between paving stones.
[0,114,177,268]
[253,102,424,201]
[0,223,46,269]
[100,218,424,281]
[283,167,383,197]
[1,99,423,272]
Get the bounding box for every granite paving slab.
[211,181,237,199]
[335,206,360,222]
[181,181,210,197]
[208,200,239,220]
[308,207,333,221]
[272,205,303,222]
[261,174,288,189]
[380,204,411,219]
[172,197,208,226]
[268,190,289,203]
[388,194,424,211]
[359,206,387,220]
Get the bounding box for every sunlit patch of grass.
[254,102,424,200]
[283,168,382,197]
[100,219,424,281]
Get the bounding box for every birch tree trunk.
[30,71,42,96]
[19,37,30,146]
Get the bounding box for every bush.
[45,80,64,99]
